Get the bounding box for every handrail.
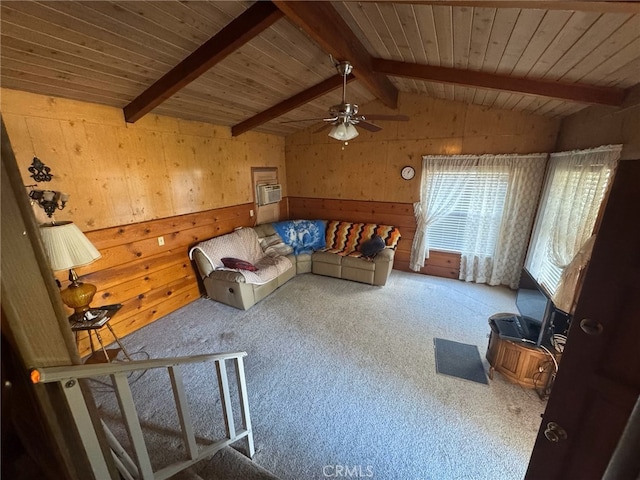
[31,351,247,383]
[31,350,255,480]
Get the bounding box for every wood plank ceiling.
[1,1,639,136]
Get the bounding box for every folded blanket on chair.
[189,228,292,285]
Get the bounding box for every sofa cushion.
[273,220,326,254]
[221,257,258,271]
[342,255,376,271]
[311,250,342,265]
[208,270,247,283]
[254,223,277,238]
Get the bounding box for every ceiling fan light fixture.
[328,122,359,141]
[345,123,359,140]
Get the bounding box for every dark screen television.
[516,268,571,347]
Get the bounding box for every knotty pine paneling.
[286,93,560,205]
[58,204,256,357]
[288,197,461,279]
[556,84,640,161]
[1,89,286,231]
[419,250,461,280]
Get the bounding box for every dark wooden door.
[526,159,640,479]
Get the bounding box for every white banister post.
[60,379,115,479]
[235,356,255,458]
[111,373,155,480]
[216,359,236,439]
[168,366,198,459]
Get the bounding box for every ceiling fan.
[286,60,409,141]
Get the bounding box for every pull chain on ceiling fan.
[283,59,409,141]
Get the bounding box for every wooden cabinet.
[486,330,557,392]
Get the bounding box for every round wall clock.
[401,166,415,180]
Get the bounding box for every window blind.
[428,171,509,256]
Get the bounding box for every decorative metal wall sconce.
[25,157,68,217]
[29,157,53,182]
[28,188,70,217]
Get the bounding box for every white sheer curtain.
[410,153,548,288]
[526,144,621,300]
[554,234,596,314]
[409,156,476,271]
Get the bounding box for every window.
[410,153,547,288]
[526,146,620,297]
[428,170,509,256]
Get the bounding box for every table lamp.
[39,221,101,318]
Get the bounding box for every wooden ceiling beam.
[372,58,626,106]
[273,1,398,110]
[232,74,355,137]
[123,2,283,123]
[358,1,640,14]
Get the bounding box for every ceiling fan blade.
[313,123,334,134]
[357,121,382,133]
[280,117,330,124]
[361,114,410,122]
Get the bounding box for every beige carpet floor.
[92,270,547,480]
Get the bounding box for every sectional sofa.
[189,220,401,310]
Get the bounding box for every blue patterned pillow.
[273,220,326,255]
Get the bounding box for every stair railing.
[31,351,254,480]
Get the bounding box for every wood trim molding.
[273,1,398,109]
[372,58,626,107]
[232,74,355,136]
[123,2,284,123]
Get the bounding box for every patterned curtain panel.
[411,153,548,288]
[482,154,548,288]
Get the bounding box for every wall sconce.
[28,189,70,217]
[25,157,68,218]
[29,157,53,182]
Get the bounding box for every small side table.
[70,305,131,364]
[486,329,558,394]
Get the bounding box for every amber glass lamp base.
[59,269,97,316]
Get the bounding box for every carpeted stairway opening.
[92,271,546,480]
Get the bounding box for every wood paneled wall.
[1,88,286,231]
[286,92,560,204]
[556,84,640,160]
[286,93,557,280]
[1,89,288,356]
[61,203,262,357]
[288,196,460,278]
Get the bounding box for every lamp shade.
[39,221,101,271]
[328,122,359,141]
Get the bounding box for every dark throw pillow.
[221,257,258,272]
[359,235,386,258]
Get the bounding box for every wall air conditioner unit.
[257,184,282,206]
